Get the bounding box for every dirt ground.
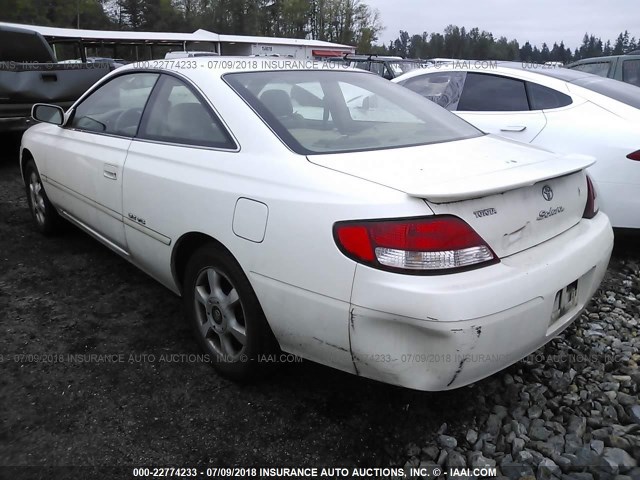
[0,133,637,475]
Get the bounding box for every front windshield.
[224,70,481,155]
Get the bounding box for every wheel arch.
[171,231,236,296]
[20,147,35,182]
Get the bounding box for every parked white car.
[21,60,612,390]
[394,63,640,229]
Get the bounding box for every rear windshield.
[571,76,640,109]
[224,70,481,155]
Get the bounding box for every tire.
[183,243,278,381]
[23,159,62,235]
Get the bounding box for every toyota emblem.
[542,185,553,201]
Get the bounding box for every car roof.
[344,54,411,61]
[409,59,616,84]
[567,53,640,65]
[394,61,566,83]
[496,61,595,81]
[117,56,375,82]
[343,53,404,60]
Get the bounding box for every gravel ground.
[397,247,640,480]
[0,134,638,479]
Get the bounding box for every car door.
[454,72,546,143]
[44,72,159,252]
[122,74,238,286]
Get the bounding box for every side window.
[622,60,640,87]
[526,82,573,110]
[382,65,394,80]
[458,73,529,111]
[352,60,370,72]
[139,75,235,149]
[569,62,611,77]
[369,62,384,76]
[401,72,467,110]
[71,73,159,136]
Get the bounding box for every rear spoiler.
[413,154,595,203]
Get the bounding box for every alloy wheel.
[29,172,46,226]
[193,266,247,360]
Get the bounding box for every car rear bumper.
[348,213,613,390]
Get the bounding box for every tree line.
[381,27,639,63]
[0,0,638,62]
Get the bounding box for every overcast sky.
[366,0,639,50]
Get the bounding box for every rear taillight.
[627,150,640,161]
[333,215,498,274]
[583,175,599,219]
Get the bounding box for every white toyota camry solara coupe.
[20,59,613,391]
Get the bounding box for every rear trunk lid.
[308,135,593,258]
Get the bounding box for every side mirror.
[31,104,64,126]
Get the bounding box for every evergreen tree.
[520,41,534,62]
[540,42,550,62]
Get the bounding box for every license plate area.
[551,279,578,324]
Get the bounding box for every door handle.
[103,165,117,180]
[500,125,527,132]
